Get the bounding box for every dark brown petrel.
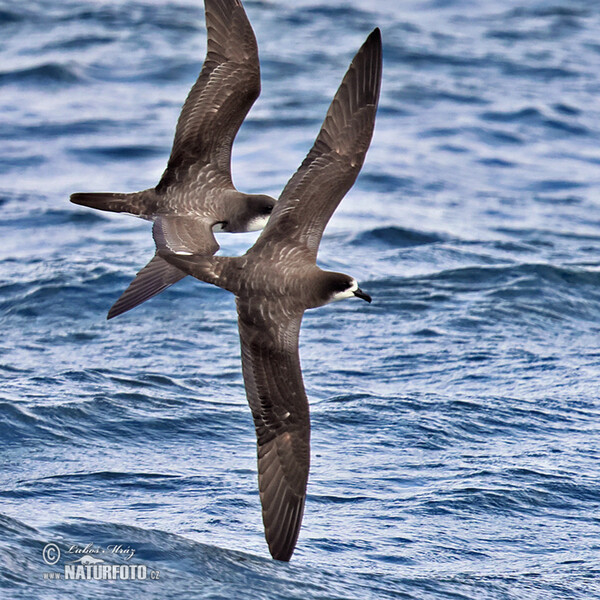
[70,0,275,319]
[161,29,382,561]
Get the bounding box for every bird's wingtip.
[367,27,382,45]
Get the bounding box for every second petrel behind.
[70,0,275,319]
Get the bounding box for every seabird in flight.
[70,0,275,319]
[162,28,382,561]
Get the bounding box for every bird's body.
[70,0,276,319]
[163,28,382,561]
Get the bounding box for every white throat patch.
[330,279,358,303]
[246,214,270,232]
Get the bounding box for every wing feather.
[237,299,309,561]
[251,28,382,259]
[107,254,186,319]
[157,0,260,193]
[152,215,220,256]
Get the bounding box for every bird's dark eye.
[262,205,273,215]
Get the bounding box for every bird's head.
[245,194,276,231]
[324,272,371,304]
[219,194,275,233]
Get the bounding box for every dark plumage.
[70,0,276,319]
[163,29,382,561]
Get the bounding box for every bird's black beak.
[354,288,372,303]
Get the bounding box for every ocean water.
[1,0,600,598]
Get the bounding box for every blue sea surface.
[1,0,600,598]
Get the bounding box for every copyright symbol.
[42,543,60,565]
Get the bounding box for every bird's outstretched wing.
[237,298,309,561]
[251,28,382,260]
[108,216,219,318]
[156,0,261,194]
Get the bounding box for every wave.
[396,83,489,106]
[386,43,578,85]
[1,119,124,141]
[353,226,444,248]
[0,155,45,172]
[42,35,117,51]
[424,262,600,286]
[0,63,82,86]
[364,262,600,329]
[0,8,25,24]
[479,107,588,136]
[0,514,396,600]
[70,145,166,162]
[504,5,591,19]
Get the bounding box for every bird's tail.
[70,190,153,216]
